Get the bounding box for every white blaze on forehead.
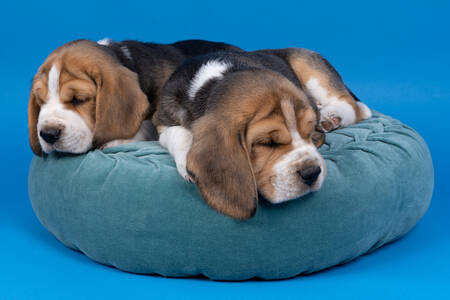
[47,65,60,102]
[306,77,356,127]
[188,60,231,99]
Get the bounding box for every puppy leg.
[288,49,372,132]
[306,77,372,131]
[159,126,193,181]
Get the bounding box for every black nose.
[40,128,61,144]
[299,166,321,185]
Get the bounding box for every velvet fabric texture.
[28,112,433,280]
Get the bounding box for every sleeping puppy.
[28,39,242,155]
[153,49,371,220]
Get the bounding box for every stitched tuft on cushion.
[28,111,433,280]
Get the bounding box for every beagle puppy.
[28,39,242,155]
[153,49,371,220]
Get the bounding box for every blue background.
[1,1,449,299]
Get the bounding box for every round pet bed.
[28,111,433,280]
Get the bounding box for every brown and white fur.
[153,49,371,220]
[28,39,242,155]
[255,48,371,132]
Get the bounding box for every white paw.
[176,160,192,182]
[159,126,194,182]
[319,111,342,132]
[175,151,193,182]
[319,101,356,132]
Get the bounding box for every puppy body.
[154,49,372,219]
[154,51,329,219]
[28,39,242,155]
[155,48,371,131]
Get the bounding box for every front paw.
[175,155,193,182]
[176,162,193,182]
[318,101,356,132]
[319,113,342,132]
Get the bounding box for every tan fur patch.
[288,52,364,122]
[297,108,317,140]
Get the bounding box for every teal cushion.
[28,111,433,280]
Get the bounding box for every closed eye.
[259,140,279,148]
[71,96,85,106]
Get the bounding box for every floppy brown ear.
[93,65,149,147]
[187,115,258,220]
[28,93,42,155]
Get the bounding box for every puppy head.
[248,98,326,204]
[28,40,149,155]
[186,70,326,220]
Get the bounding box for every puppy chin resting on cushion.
[28,39,242,155]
